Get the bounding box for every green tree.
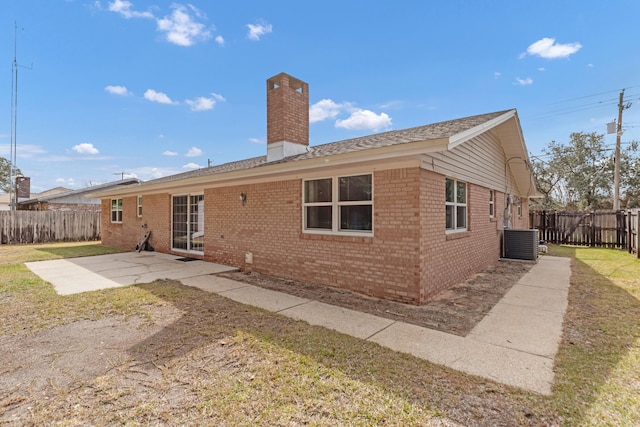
[533,132,614,210]
[0,157,20,193]
[621,141,640,208]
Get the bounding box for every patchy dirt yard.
[222,260,533,336]
[0,258,554,426]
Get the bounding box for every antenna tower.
[9,22,32,210]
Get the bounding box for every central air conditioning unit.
[503,229,539,261]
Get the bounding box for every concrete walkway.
[26,253,571,395]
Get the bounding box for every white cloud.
[0,143,47,158]
[215,35,224,46]
[185,93,224,111]
[157,4,212,47]
[336,110,392,131]
[522,37,582,59]
[247,20,272,40]
[144,89,176,104]
[72,143,100,155]
[185,97,214,112]
[310,99,392,131]
[162,150,178,156]
[309,99,352,123]
[104,85,131,96]
[514,77,533,86]
[185,147,203,157]
[147,168,165,179]
[130,165,181,180]
[494,72,502,79]
[587,63,594,68]
[55,177,76,188]
[248,138,264,144]
[108,0,153,19]
[378,100,403,110]
[182,162,201,169]
[537,67,546,72]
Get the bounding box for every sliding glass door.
[172,194,204,253]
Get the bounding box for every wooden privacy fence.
[0,211,101,244]
[530,210,640,257]
[629,210,639,257]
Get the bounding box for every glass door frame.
[171,193,204,254]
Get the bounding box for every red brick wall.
[201,168,422,303]
[101,195,156,250]
[101,167,531,304]
[419,170,509,302]
[140,193,172,253]
[511,198,530,229]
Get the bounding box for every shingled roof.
[140,109,511,187]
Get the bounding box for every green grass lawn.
[548,245,640,426]
[0,242,638,425]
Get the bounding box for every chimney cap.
[267,72,308,93]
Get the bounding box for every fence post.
[629,210,632,254]
[590,211,595,247]
[616,210,622,249]
[623,210,627,250]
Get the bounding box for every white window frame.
[137,196,143,218]
[303,173,373,236]
[445,178,467,232]
[517,198,523,217]
[489,190,495,218]
[110,198,123,223]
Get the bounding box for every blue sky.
[1,0,639,192]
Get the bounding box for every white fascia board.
[447,110,516,150]
[89,137,448,199]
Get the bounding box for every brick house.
[91,73,536,304]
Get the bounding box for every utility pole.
[613,89,632,210]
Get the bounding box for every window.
[111,198,123,223]
[445,178,467,231]
[489,190,495,218]
[304,174,373,234]
[517,198,523,217]
[137,196,143,218]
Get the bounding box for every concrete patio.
[26,252,571,395]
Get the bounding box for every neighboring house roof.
[90,109,536,198]
[0,187,73,210]
[35,187,74,198]
[19,178,141,206]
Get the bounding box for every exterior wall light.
[240,192,247,206]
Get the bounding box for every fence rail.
[0,211,101,244]
[530,210,639,257]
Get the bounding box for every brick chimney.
[266,73,309,162]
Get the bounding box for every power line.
[546,85,640,106]
[531,100,619,120]
[530,89,640,121]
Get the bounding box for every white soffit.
[447,109,516,150]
